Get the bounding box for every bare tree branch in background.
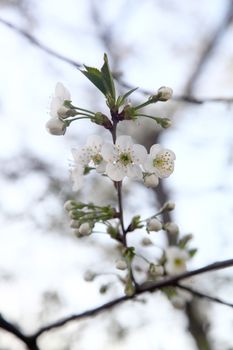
[0,17,233,104]
[1,258,233,350]
[1,2,233,350]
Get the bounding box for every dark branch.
[0,17,81,69]
[31,258,233,338]
[0,314,39,350]
[176,283,233,308]
[0,17,233,105]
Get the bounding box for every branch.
[0,17,233,105]
[31,258,233,338]
[176,283,233,308]
[0,314,39,350]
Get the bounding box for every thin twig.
[31,258,233,338]
[0,17,233,105]
[176,283,233,308]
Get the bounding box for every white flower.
[147,218,162,232]
[50,82,71,118]
[70,135,106,191]
[157,86,173,101]
[165,246,189,275]
[46,117,66,135]
[72,135,106,173]
[144,144,175,178]
[101,135,147,182]
[144,173,159,187]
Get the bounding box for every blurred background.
[0,0,233,349]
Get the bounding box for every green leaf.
[101,53,116,101]
[188,248,198,257]
[122,87,138,100]
[81,65,107,96]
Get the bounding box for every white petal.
[101,143,117,162]
[162,149,176,160]
[71,147,90,165]
[106,163,126,181]
[55,82,71,100]
[96,161,107,173]
[143,156,155,173]
[86,134,103,148]
[70,167,84,191]
[127,164,142,179]
[50,96,62,117]
[132,144,147,164]
[149,144,161,157]
[116,135,133,150]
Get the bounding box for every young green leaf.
[81,66,107,96]
[101,53,116,101]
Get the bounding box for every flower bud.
[57,106,70,119]
[149,263,164,276]
[84,270,96,282]
[164,222,179,235]
[64,200,76,211]
[160,118,172,128]
[163,201,175,211]
[70,220,80,229]
[92,113,112,130]
[115,259,128,271]
[141,237,152,246]
[79,222,92,236]
[147,218,162,232]
[124,279,135,297]
[46,117,66,135]
[144,174,159,188]
[157,86,173,101]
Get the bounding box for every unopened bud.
[147,218,162,232]
[46,117,66,135]
[160,118,172,128]
[84,270,96,282]
[64,200,76,211]
[144,174,159,188]
[79,222,92,236]
[92,113,112,130]
[124,279,135,297]
[163,201,175,211]
[149,263,164,276]
[157,86,173,101]
[141,237,152,246]
[57,106,70,119]
[70,220,80,229]
[164,222,179,235]
[115,259,128,271]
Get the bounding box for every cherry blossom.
[101,135,147,181]
[165,246,189,275]
[144,144,175,178]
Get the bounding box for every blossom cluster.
[71,134,175,190]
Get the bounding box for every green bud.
[124,277,135,297]
[159,118,172,128]
[92,112,112,130]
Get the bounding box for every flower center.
[153,155,173,172]
[92,154,103,165]
[119,152,132,166]
[174,258,184,267]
